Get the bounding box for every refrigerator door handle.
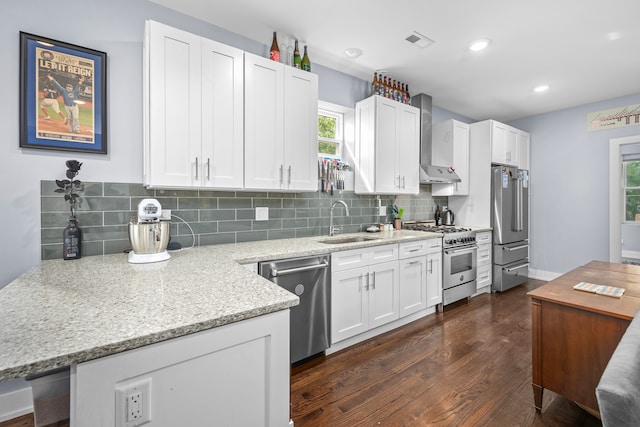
[512,175,523,232]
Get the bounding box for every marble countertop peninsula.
[0,230,440,380]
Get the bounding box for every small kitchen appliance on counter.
[128,198,171,264]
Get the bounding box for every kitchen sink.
[318,236,381,244]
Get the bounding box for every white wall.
[510,93,640,276]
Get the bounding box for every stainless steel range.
[404,222,478,307]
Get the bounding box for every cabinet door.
[244,53,284,190]
[491,121,518,166]
[518,131,530,170]
[368,261,400,329]
[146,21,202,188]
[331,267,369,343]
[399,256,427,317]
[354,97,376,194]
[397,104,420,194]
[283,67,318,191]
[426,251,443,307]
[374,97,401,193]
[201,39,244,189]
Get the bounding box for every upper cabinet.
[432,119,470,196]
[144,20,244,189]
[144,22,318,192]
[244,53,318,191]
[488,120,530,169]
[491,121,518,167]
[355,95,420,195]
[517,130,530,170]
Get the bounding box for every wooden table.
[527,260,640,413]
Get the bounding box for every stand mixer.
[128,198,171,264]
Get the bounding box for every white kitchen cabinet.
[399,240,428,317]
[476,231,492,292]
[244,52,318,191]
[72,310,291,426]
[354,95,420,195]
[517,130,530,170]
[426,238,443,307]
[491,120,518,167]
[432,119,470,196]
[144,20,244,189]
[331,244,399,343]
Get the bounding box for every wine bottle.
[434,205,441,226]
[301,45,311,71]
[63,216,82,260]
[293,40,301,69]
[270,32,280,62]
[372,72,378,96]
[405,84,411,105]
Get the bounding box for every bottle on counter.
[405,84,411,104]
[293,40,301,69]
[434,205,441,226]
[269,32,280,62]
[301,45,311,71]
[63,216,82,260]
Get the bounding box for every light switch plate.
[255,207,269,221]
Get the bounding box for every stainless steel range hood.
[411,93,461,184]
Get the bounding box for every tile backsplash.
[41,181,445,260]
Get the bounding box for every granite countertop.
[0,230,440,380]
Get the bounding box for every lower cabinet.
[426,238,443,307]
[72,311,291,426]
[331,245,399,344]
[476,231,492,291]
[331,239,442,346]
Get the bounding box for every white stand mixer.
[128,199,171,264]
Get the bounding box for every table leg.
[533,383,543,413]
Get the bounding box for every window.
[318,108,343,158]
[625,160,640,222]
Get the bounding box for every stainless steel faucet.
[329,200,350,236]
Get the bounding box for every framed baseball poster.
[19,32,107,154]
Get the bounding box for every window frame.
[317,101,349,160]
[624,160,640,223]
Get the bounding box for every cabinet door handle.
[397,175,401,189]
[402,176,406,189]
[408,260,421,266]
[207,158,211,181]
[365,272,370,291]
[371,271,375,290]
[279,165,284,184]
[288,165,292,185]
[195,157,199,180]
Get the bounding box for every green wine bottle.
[293,40,301,69]
[301,45,311,71]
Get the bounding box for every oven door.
[443,245,477,289]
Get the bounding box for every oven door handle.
[444,246,478,255]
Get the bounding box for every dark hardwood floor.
[1,280,601,427]
[290,279,602,426]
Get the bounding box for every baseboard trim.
[528,268,561,282]
[0,387,33,422]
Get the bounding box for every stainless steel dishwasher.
[259,255,330,364]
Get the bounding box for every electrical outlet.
[160,209,171,220]
[378,206,386,216]
[255,206,269,221]
[116,379,152,426]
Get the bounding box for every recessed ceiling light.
[534,85,550,93]
[469,39,491,52]
[344,48,363,58]
[608,31,622,41]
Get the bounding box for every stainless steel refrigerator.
[492,165,529,291]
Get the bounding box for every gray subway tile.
[236,230,268,243]
[156,188,200,198]
[199,210,235,221]
[268,229,296,240]
[199,233,235,246]
[218,198,252,209]
[104,239,132,255]
[219,220,252,233]
[104,183,154,197]
[252,219,283,231]
[179,198,218,210]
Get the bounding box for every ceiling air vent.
[405,31,435,48]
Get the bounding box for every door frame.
[609,134,640,262]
